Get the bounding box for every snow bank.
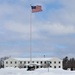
[0,68,75,75]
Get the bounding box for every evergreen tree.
[63,56,68,70]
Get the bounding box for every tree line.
[63,56,75,71]
[0,56,10,68]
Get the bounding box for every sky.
[0,0,75,58]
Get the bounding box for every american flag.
[31,5,42,13]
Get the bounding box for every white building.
[4,57,62,69]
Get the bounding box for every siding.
[4,57,62,69]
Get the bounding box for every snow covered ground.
[0,68,75,75]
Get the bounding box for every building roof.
[4,57,62,62]
[14,58,53,61]
[14,57,61,61]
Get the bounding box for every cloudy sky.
[0,0,75,58]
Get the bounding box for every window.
[59,66,61,68]
[27,66,29,68]
[54,66,56,68]
[40,61,42,64]
[10,61,12,64]
[44,61,46,64]
[6,61,8,64]
[15,61,17,64]
[37,61,38,63]
[59,61,61,64]
[24,66,26,68]
[54,61,56,64]
[50,61,52,64]
[24,61,26,64]
[40,66,42,68]
[28,61,30,63]
[20,61,22,64]
[37,66,39,68]
[50,66,52,68]
[32,61,34,63]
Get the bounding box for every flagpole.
[30,5,32,64]
[29,5,42,64]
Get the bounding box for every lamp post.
[47,61,50,72]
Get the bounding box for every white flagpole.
[29,5,42,64]
[30,5,32,64]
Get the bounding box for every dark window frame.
[59,66,61,68]
[54,66,56,68]
[6,61,8,64]
[24,61,26,64]
[54,61,56,64]
[50,61,52,64]
[59,61,61,64]
[15,61,17,64]
[20,61,22,64]
[10,61,12,64]
[40,61,42,64]
[44,61,46,64]
[28,61,30,63]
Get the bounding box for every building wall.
[49,58,62,68]
[4,57,62,69]
[4,58,19,68]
